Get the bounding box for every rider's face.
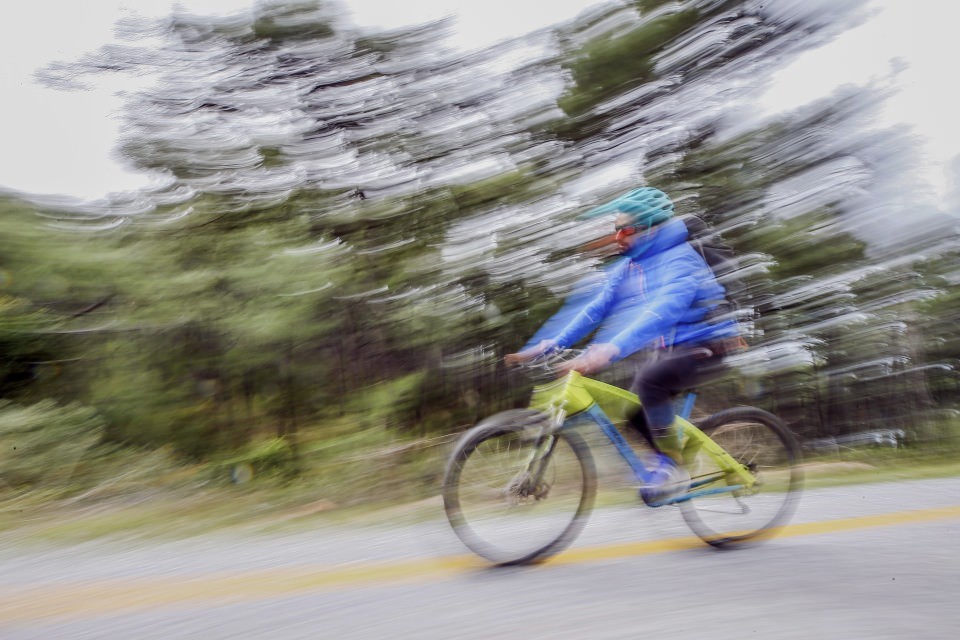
[614,213,652,252]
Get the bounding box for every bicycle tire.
[442,409,596,565]
[679,406,802,547]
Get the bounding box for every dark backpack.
[682,215,748,318]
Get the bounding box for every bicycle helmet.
[582,187,675,228]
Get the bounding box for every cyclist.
[505,186,742,502]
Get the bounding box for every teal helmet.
[583,187,674,227]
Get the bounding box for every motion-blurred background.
[2,0,957,520]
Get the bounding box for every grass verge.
[1,445,958,546]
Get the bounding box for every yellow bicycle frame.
[528,371,755,490]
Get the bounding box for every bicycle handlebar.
[508,348,584,379]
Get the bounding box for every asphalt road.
[1,477,958,639]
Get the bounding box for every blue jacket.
[545,218,739,361]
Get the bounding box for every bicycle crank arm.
[648,483,746,507]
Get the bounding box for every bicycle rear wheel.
[442,410,596,565]
[680,406,802,547]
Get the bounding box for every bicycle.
[442,351,803,565]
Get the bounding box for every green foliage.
[250,2,336,42]
[0,295,54,396]
[747,210,867,280]
[448,169,538,210]
[558,9,699,119]
[635,0,679,12]
[216,436,299,481]
[4,0,956,516]
[0,400,105,489]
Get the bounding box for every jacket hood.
[623,217,688,259]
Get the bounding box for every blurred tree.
[17,0,955,473]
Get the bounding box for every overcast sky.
[2,0,957,207]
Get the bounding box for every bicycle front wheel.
[442,410,596,565]
[680,407,802,547]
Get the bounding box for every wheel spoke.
[443,411,596,565]
[680,408,801,546]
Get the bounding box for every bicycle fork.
[513,406,566,500]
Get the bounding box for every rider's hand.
[555,343,620,375]
[504,339,557,366]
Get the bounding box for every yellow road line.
[555,504,960,565]
[2,505,958,626]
